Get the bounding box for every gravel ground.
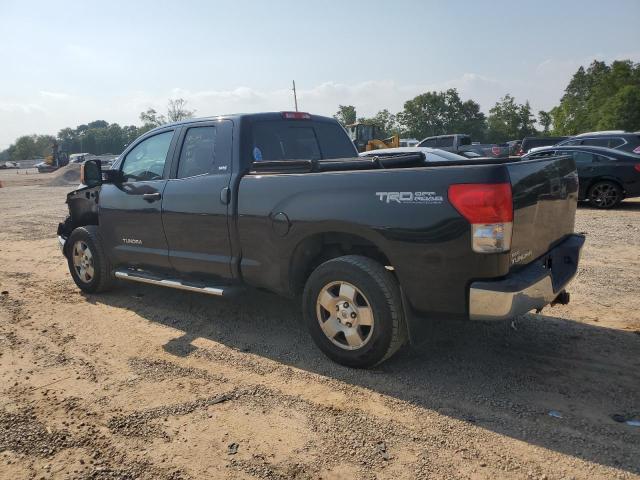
[0,184,639,480]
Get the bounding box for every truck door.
[99,128,178,270]
[161,120,233,280]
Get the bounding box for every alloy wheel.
[72,240,95,284]
[316,281,374,350]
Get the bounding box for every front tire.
[588,181,622,209]
[302,255,407,368]
[66,226,114,293]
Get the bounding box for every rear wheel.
[66,226,114,293]
[588,181,622,209]
[302,255,407,368]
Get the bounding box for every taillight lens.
[491,146,501,156]
[449,183,513,253]
[634,163,640,172]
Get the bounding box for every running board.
[114,270,225,296]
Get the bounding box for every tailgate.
[507,155,579,269]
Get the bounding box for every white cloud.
[39,91,71,100]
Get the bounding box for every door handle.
[142,192,162,202]
[220,187,230,205]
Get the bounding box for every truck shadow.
[88,285,640,474]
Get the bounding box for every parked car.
[35,161,58,173]
[359,146,476,162]
[555,131,640,155]
[57,112,584,367]
[520,136,569,154]
[417,134,510,157]
[523,145,640,208]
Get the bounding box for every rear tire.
[588,181,622,209]
[66,226,114,293]
[302,255,407,368]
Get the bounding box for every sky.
[1,0,639,149]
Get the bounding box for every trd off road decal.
[375,191,444,205]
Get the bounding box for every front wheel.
[302,255,407,368]
[66,226,114,293]
[588,181,622,209]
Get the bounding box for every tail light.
[448,183,513,253]
[634,164,640,173]
[491,146,501,156]
[281,111,311,120]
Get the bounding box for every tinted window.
[177,126,217,178]
[563,139,582,146]
[252,121,355,161]
[314,123,358,158]
[418,138,437,147]
[458,136,471,146]
[122,131,173,182]
[581,138,609,147]
[608,138,624,148]
[571,151,594,165]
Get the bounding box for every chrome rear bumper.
[469,234,585,321]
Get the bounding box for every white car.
[359,146,473,162]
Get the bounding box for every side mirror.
[80,159,102,187]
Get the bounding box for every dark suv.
[556,131,640,155]
[524,145,640,208]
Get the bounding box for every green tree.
[11,134,56,160]
[397,88,486,140]
[538,110,552,134]
[487,94,537,142]
[139,108,166,129]
[167,98,195,123]
[550,59,640,134]
[357,109,401,137]
[333,105,357,126]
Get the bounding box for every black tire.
[302,255,407,368]
[66,226,114,293]
[588,180,623,209]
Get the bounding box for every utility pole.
[292,80,298,112]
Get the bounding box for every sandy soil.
[0,184,639,480]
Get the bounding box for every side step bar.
[114,270,225,296]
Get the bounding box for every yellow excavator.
[345,123,400,152]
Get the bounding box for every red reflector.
[281,111,311,120]
[634,164,640,173]
[491,146,501,156]
[448,183,513,223]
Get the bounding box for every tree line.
[0,99,195,161]
[2,59,638,161]
[334,59,640,142]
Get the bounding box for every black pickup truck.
[58,112,584,367]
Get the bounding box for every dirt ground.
[0,183,639,480]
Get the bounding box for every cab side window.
[121,131,173,182]
[571,151,595,165]
[177,126,217,178]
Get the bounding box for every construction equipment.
[44,142,69,169]
[345,123,400,152]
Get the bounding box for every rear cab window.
[251,120,356,161]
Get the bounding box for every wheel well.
[289,232,392,296]
[587,177,624,195]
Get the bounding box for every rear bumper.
[469,234,585,321]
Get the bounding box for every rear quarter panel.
[236,165,512,318]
